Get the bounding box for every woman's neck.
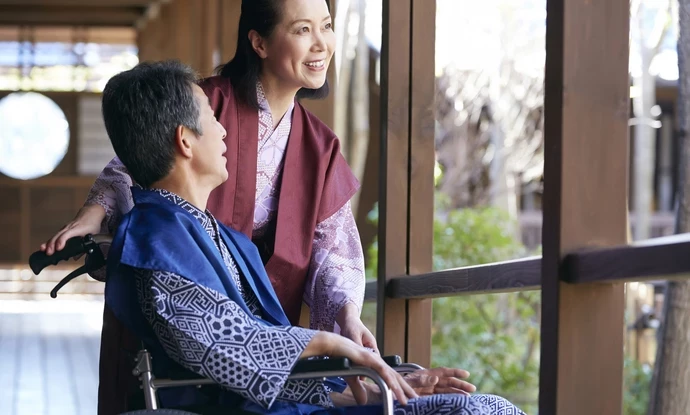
[259,74,299,129]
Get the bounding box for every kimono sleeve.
[135,268,333,409]
[84,157,135,234]
[304,201,366,332]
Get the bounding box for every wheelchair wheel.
[119,410,200,415]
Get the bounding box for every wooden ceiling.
[0,0,158,27]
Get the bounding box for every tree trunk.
[349,0,369,212]
[647,1,690,413]
[632,45,656,241]
[334,0,353,157]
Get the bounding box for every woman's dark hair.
[217,0,331,109]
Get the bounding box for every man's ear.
[248,30,268,59]
[175,125,194,159]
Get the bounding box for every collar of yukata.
[146,188,215,226]
[256,81,267,107]
[256,81,295,117]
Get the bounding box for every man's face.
[190,84,228,186]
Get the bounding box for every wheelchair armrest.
[290,355,401,376]
[383,355,402,367]
[291,357,351,374]
[137,347,398,415]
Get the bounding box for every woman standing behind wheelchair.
[44,1,373,412]
[44,0,373,348]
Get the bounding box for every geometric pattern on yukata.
[393,394,492,415]
[127,189,331,407]
[135,270,333,409]
[471,394,526,415]
[151,188,261,316]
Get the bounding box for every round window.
[0,92,70,180]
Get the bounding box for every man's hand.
[336,303,378,354]
[352,367,476,406]
[404,367,476,396]
[41,204,106,255]
[303,331,418,406]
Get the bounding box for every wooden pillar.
[137,0,220,76]
[539,0,629,413]
[377,0,434,367]
[170,0,196,67]
[136,7,161,62]
[19,186,30,262]
[136,3,167,62]
[218,0,241,64]
[199,0,219,77]
[301,68,336,128]
[405,0,435,367]
[377,0,411,359]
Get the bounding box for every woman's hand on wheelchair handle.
[41,204,106,256]
[336,303,379,354]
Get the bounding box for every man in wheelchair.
[100,60,525,415]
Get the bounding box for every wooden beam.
[0,6,145,27]
[0,176,96,188]
[300,65,336,128]
[136,19,154,61]
[0,26,136,43]
[367,231,690,298]
[0,0,153,5]
[377,0,411,359]
[540,0,629,413]
[405,0,435,368]
[157,2,174,59]
[218,0,240,64]
[564,234,690,283]
[171,0,196,67]
[389,257,542,299]
[198,0,219,78]
[364,258,540,301]
[19,186,30,262]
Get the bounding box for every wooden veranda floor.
[0,299,103,415]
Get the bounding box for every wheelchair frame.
[133,348,423,414]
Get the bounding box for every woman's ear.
[248,29,268,59]
[175,125,194,159]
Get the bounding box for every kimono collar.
[256,81,295,129]
[148,188,218,238]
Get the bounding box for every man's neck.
[150,175,212,211]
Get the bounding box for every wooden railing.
[366,233,690,300]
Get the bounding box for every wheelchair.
[30,234,424,415]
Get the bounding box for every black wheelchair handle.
[290,355,402,375]
[383,355,402,367]
[29,236,89,275]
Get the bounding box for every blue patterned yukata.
[104,187,526,415]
